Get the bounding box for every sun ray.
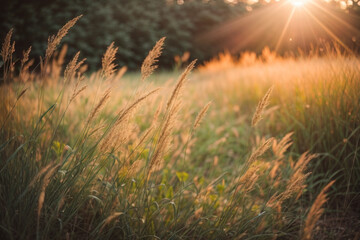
[275,7,296,52]
[308,0,360,33]
[303,6,353,53]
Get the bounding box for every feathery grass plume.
[127,160,143,177]
[267,171,311,208]
[293,151,317,173]
[270,132,293,179]
[87,89,111,125]
[272,132,293,158]
[252,86,273,127]
[101,42,118,79]
[141,37,165,81]
[148,104,178,175]
[302,180,335,240]
[19,58,34,82]
[287,153,318,200]
[148,79,186,175]
[268,152,316,207]
[101,88,160,152]
[100,88,160,152]
[45,15,82,62]
[37,164,61,226]
[166,60,197,111]
[99,212,124,233]
[70,84,87,104]
[116,88,160,125]
[193,101,211,131]
[20,46,31,74]
[1,28,13,64]
[69,70,86,103]
[148,69,191,172]
[133,126,154,152]
[1,29,15,83]
[64,51,86,83]
[126,126,155,163]
[235,165,259,195]
[247,137,274,165]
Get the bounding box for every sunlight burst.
[289,0,308,7]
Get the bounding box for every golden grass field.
[0,17,359,239]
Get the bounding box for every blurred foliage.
[2,0,359,71]
[0,0,247,70]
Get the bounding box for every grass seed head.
[102,42,118,79]
[193,101,212,131]
[1,28,14,63]
[302,180,335,240]
[87,89,111,125]
[141,37,165,81]
[64,51,86,83]
[252,86,273,127]
[247,137,274,165]
[45,15,82,62]
[166,60,197,111]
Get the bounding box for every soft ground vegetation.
[0,17,359,239]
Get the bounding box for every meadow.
[0,17,359,239]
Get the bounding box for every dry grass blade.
[193,101,211,130]
[1,28,13,63]
[268,152,317,207]
[28,162,55,188]
[247,137,274,165]
[20,46,32,71]
[302,180,335,240]
[37,164,61,225]
[15,88,28,102]
[294,151,318,173]
[148,85,185,176]
[148,105,176,175]
[100,88,160,152]
[19,47,32,82]
[116,88,160,124]
[70,85,87,103]
[132,126,154,153]
[64,51,86,82]
[102,42,118,79]
[99,212,124,233]
[151,99,163,127]
[272,132,293,158]
[235,165,259,194]
[45,15,82,61]
[87,89,111,125]
[252,86,273,127]
[141,37,165,81]
[1,29,15,82]
[166,60,197,111]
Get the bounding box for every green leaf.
[176,171,189,182]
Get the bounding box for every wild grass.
[1,17,359,239]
